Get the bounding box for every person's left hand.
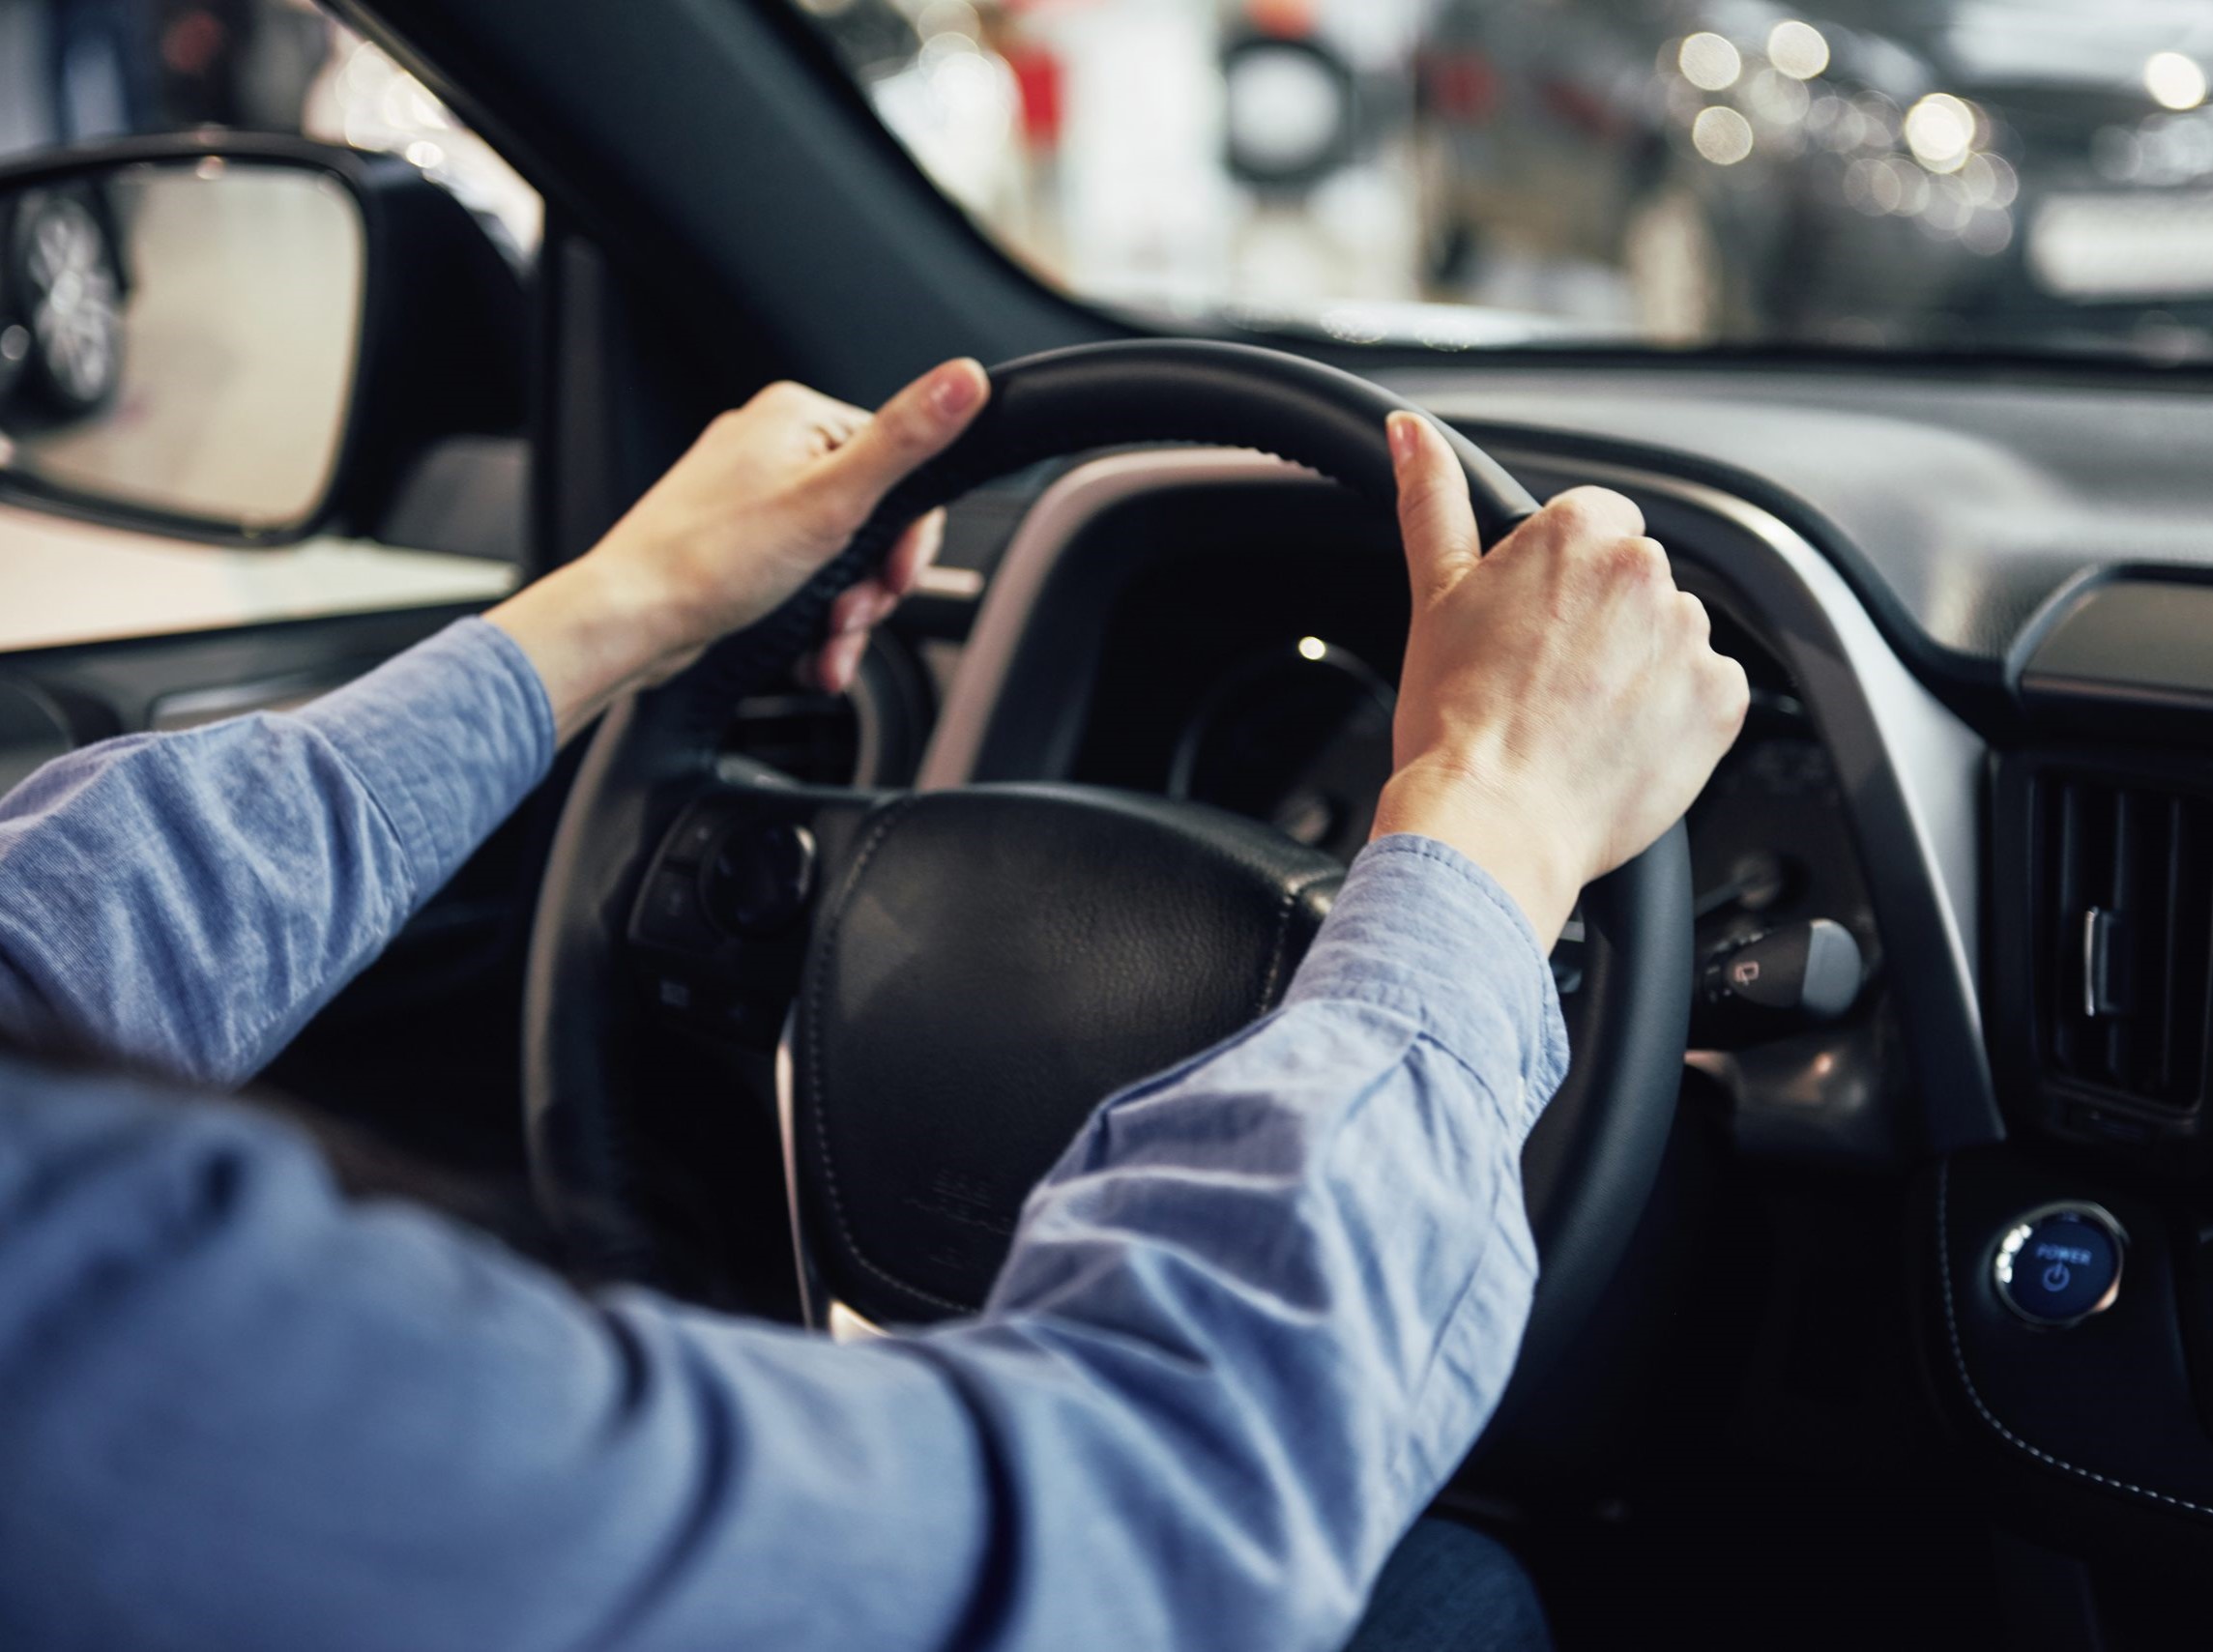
[490,358,990,740]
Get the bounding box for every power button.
[1993,1203,2126,1328]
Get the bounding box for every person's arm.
[0,362,989,1086]
[0,622,550,1086]
[0,837,1550,1652]
[0,427,1744,1652]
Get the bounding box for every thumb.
[816,358,990,517]
[1388,412,1479,594]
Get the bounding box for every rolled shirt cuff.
[1283,833,1571,1140]
[290,617,556,907]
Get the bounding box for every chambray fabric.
[0,619,554,1085]
[0,618,1566,1652]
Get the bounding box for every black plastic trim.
[1987,749,2213,1169]
[2013,568,2213,719]
[1936,1156,2213,1522]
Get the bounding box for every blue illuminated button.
[1993,1203,2125,1327]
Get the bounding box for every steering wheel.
[523,339,1690,1436]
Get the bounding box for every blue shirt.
[0,619,1568,1652]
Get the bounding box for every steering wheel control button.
[663,808,727,865]
[633,868,721,955]
[1994,1203,2126,1328]
[704,820,816,937]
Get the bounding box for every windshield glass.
[787,0,2213,363]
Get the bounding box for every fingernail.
[929,361,983,420]
[1387,413,1416,467]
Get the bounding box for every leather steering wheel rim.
[523,338,1692,1418]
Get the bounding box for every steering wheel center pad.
[795,785,1341,1323]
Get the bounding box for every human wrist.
[1370,760,1587,945]
[486,552,678,744]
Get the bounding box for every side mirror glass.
[0,154,365,539]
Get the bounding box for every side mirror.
[0,133,526,547]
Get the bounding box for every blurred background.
[0,0,539,251]
[791,0,2213,363]
[2,0,2210,373]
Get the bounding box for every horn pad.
[790,785,1342,1325]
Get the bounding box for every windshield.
[787,0,2213,363]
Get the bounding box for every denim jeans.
[1346,1518,1554,1652]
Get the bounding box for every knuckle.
[1550,484,1643,541]
[1595,485,1645,537]
[1708,655,1752,720]
[1603,534,1667,585]
[1543,491,1599,538]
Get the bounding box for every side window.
[0,0,539,654]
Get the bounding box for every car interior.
[4,0,2213,1646]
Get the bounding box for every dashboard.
[917,445,1972,1153]
[1054,505,1877,1004]
[896,373,2213,1582]
[1026,472,1889,1111]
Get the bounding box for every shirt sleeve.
[0,618,555,1087]
[0,833,1565,1652]
[954,834,1571,1645]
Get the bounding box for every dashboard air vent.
[2036,774,2213,1113]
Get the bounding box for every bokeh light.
[1678,33,1742,93]
[1767,21,1830,81]
[1746,69,1811,128]
[1921,178,1971,236]
[2145,52,2208,112]
[1961,208,2014,257]
[1904,94,1975,172]
[1693,105,1756,165]
[1960,153,2020,208]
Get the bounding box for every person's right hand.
[1370,411,1749,946]
[486,359,989,743]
